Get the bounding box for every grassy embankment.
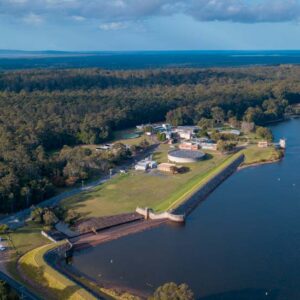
[18,242,96,300]
[4,223,49,282]
[241,145,282,166]
[61,143,229,219]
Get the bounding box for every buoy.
[110,259,113,263]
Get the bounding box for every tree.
[0,280,19,300]
[156,132,167,142]
[217,140,237,153]
[197,118,214,129]
[42,209,58,226]
[169,166,178,175]
[149,282,194,300]
[211,107,225,125]
[31,207,44,224]
[243,107,264,125]
[256,126,273,141]
[241,121,255,133]
[0,224,9,234]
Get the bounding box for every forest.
[0,65,300,213]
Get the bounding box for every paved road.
[0,143,159,229]
[0,270,40,300]
[0,177,109,229]
[0,143,159,300]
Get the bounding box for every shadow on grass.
[21,264,81,299]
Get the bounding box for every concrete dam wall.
[136,154,244,222]
[172,154,245,217]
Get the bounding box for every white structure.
[168,149,206,163]
[201,143,218,151]
[220,129,241,136]
[135,160,157,171]
[175,126,199,140]
[279,139,286,149]
[135,161,149,171]
[96,144,112,151]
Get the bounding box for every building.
[179,142,199,151]
[96,144,113,151]
[135,160,157,171]
[168,149,206,163]
[174,126,199,140]
[158,163,177,173]
[279,139,286,149]
[201,143,218,151]
[220,129,241,136]
[258,141,269,148]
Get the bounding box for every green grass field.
[242,145,281,165]
[7,223,48,257]
[61,144,226,219]
[19,242,96,300]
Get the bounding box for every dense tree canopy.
[0,66,299,212]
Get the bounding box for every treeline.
[1,66,300,213]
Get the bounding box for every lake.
[70,118,300,300]
[4,50,300,70]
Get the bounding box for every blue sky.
[1,0,300,51]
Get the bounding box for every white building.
[96,144,113,151]
[279,139,286,149]
[135,160,157,171]
[201,143,218,151]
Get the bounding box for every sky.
[1,0,300,51]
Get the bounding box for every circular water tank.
[168,150,206,163]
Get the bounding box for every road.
[0,269,40,300]
[0,143,159,300]
[0,143,159,229]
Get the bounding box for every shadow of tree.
[20,263,81,299]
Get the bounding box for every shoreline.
[52,154,282,299]
[70,219,168,250]
[238,157,282,171]
[51,220,169,299]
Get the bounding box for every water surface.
[71,119,300,300]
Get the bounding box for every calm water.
[71,119,300,300]
[4,50,300,70]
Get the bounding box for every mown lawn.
[61,144,226,219]
[19,242,96,300]
[242,145,281,165]
[7,222,48,257]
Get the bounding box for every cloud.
[72,15,85,22]
[99,21,127,30]
[23,12,43,25]
[0,0,300,24]
[187,0,300,23]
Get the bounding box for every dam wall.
[173,154,244,216]
[136,154,244,222]
[136,207,185,222]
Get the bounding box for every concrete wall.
[136,154,244,222]
[173,154,244,216]
[136,207,185,222]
